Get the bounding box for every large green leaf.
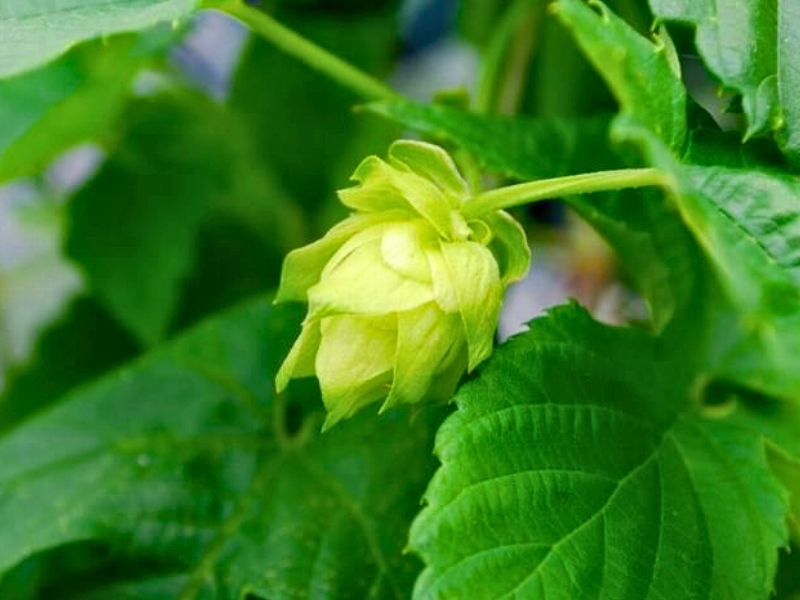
[65,92,215,346]
[0,0,198,78]
[767,445,800,543]
[66,90,299,346]
[410,303,794,600]
[650,0,800,164]
[552,0,687,151]
[0,298,441,599]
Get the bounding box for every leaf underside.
[0,0,197,79]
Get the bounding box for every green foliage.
[628,126,800,401]
[0,296,140,431]
[0,0,197,78]
[553,0,687,150]
[650,0,800,164]
[65,90,301,345]
[369,102,619,177]
[0,32,174,182]
[2,0,800,598]
[410,303,794,600]
[0,299,441,598]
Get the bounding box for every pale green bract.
[274,140,531,429]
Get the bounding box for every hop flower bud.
[275,140,530,430]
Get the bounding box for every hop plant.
[275,140,530,429]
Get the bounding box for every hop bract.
[275,140,530,429]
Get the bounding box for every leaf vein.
[488,443,663,599]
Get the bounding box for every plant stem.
[476,0,541,114]
[494,8,540,115]
[462,168,668,218]
[208,0,397,102]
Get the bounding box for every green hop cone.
[275,140,530,430]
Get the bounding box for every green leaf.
[368,101,619,179]
[0,57,82,181]
[66,89,298,345]
[59,575,199,600]
[767,444,800,542]
[0,541,190,600]
[0,298,441,599]
[0,34,168,183]
[552,0,687,150]
[410,303,792,600]
[673,166,800,308]
[681,107,787,169]
[0,0,197,79]
[66,93,215,345]
[622,123,800,400]
[650,0,800,164]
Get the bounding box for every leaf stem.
[462,167,668,218]
[208,0,397,101]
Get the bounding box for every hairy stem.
[208,0,397,101]
[463,168,668,218]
